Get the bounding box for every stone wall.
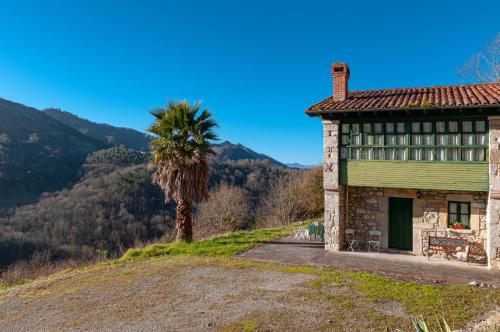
[322,120,345,250]
[346,187,388,248]
[414,190,487,262]
[487,116,500,270]
[345,186,488,262]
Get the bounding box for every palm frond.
[146,100,218,203]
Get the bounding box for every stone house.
[306,62,500,270]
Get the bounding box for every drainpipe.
[346,185,349,235]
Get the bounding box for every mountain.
[286,163,316,169]
[0,102,287,211]
[211,141,285,167]
[43,108,151,151]
[44,109,287,166]
[0,98,107,211]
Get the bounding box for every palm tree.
[147,101,218,242]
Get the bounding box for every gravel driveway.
[0,256,498,331]
[0,258,330,331]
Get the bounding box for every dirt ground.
[0,256,498,331]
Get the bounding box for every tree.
[459,33,500,83]
[195,183,251,236]
[301,167,323,218]
[257,171,307,226]
[147,101,218,242]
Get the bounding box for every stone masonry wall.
[487,116,500,270]
[345,186,488,262]
[322,120,345,250]
[414,190,487,262]
[346,187,388,248]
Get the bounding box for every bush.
[0,250,103,286]
[194,183,252,238]
[256,167,323,227]
[256,172,307,227]
[301,167,323,217]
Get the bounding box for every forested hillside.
[43,108,151,150]
[0,98,107,211]
[0,102,308,269]
[0,164,172,267]
[0,146,293,267]
[85,146,150,166]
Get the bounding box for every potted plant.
[451,222,466,230]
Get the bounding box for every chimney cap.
[331,62,350,77]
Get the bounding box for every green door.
[389,197,413,250]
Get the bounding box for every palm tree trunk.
[175,197,193,242]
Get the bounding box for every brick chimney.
[332,62,350,101]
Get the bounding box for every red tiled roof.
[305,82,500,115]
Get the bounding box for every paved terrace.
[234,236,500,286]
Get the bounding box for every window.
[422,122,434,160]
[435,121,446,161]
[462,121,474,161]
[448,121,460,161]
[410,122,422,160]
[374,123,384,159]
[448,201,471,229]
[339,119,488,162]
[475,120,487,161]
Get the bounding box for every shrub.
[194,183,252,238]
[301,166,323,217]
[256,172,308,227]
[0,250,103,286]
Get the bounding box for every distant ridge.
[286,162,316,169]
[43,108,151,151]
[45,109,288,167]
[211,141,285,167]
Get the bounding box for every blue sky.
[0,1,498,164]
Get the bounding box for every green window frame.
[447,201,471,229]
[339,118,488,162]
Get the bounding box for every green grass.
[213,257,500,330]
[342,271,499,329]
[119,225,499,330]
[121,222,306,261]
[0,283,7,291]
[220,258,499,330]
[1,221,499,330]
[313,269,498,330]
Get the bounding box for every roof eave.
[305,103,500,116]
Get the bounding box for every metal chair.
[292,225,307,240]
[307,223,319,240]
[345,228,360,252]
[317,223,325,242]
[367,230,382,253]
[456,245,471,264]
